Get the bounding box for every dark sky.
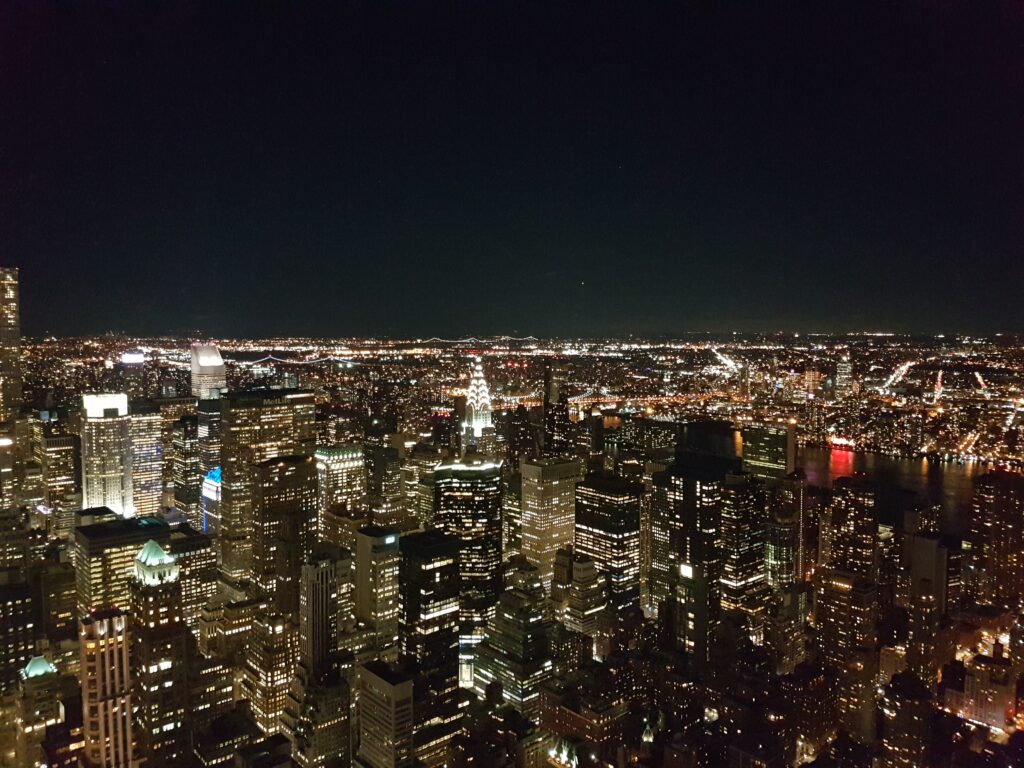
[3,1,1023,338]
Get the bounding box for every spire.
[465,357,492,437]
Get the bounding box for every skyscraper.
[129,541,189,767]
[472,563,554,718]
[542,360,571,457]
[170,415,201,528]
[218,389,316,580]
[128,404,162,518]
[252,455,319,614]
[81,394,133,517]
[718,472,769,643]
[356,661,414,768]
[191,344,227,400]
[0,267,21,427]
[520,457,580,590]
[298,543,352,673]
[433,458,503,686]
[574,475,641,611]
[80,608,134,768]
[240,613,299,736]
[967,471,1024,609]
[355,525,401,662]
[315,443,367,523]
[462,358,495,456]
[740,422,795,480]
[398,529,461,721]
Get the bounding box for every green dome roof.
[22,656,57,679]
[136,539,175,567]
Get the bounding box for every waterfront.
[798,445,990,534]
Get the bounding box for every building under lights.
[0,268,20,428]
[80,394,134,517]
[433,458,503,687]
[462,358,496,456]
[79,607,134,768]
[520,457,580,590]
[191,344,227,400]
[355,525,401,662]
[129,540,189,767]
[218,389,316,581]
[574,475,642,611]
[315,443,367,523]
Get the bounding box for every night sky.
[3,2,1023,338]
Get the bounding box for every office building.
[73,513,170,617]
[740,423,795,480]
[357,661,414,768]
[520,457,580,590]
[472,563,554,718]
[315,443,367,522]
[356,525,401,661]
[0,573,34,699]
[574,475,641,611]
[433,459,503,686]
[299,543,353,672]
[542,360,571,457]
[462,358,495,456]
[718,472,769,642]
[399,529,460,707]
[879,671,932,768]
[191,344,227,400]
[171,415,201,528]
[0,268,20,427]
[129,404,162,518]
[240,613,300,736]
[252,454,319,614]
[130,541,189,766]
[551,547,606,640]
[80,394,133,517]
[80,608,134,768]
[15,656,63,768]
[219,389,316,580]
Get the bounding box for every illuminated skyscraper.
[463,358,495,456]
[73,514,170,617]
[0,267,21,427]
[827,474,878,580]
[814,570,878,744]
[398,529,460,696]
[15,656,63,768]
[81,394,133,517]
[80,608,134,768]
[190,344,227,400]
[129,541,189,766]
[834,354,853,399]
[128,404,162,518]
[355,525,401,662]
[170,415,201,528]
[718,472,769,642]
[356,661,414,768]
[252,455,319,614]
[551,547,606,640]
[298,543,352,673]
[32,414,78,516]
[542,360,571,457]
[740,423,795,480]
[219,389,316,580]
[241,613,299,736]
[315,443,367,523]
[433,459,503,686]
[472,563,553,718]
[520,457,580,590]
[967,470,1024,609]
[574,475,641,611]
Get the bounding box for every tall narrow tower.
[0,267,21,427]
[80,608,134,768]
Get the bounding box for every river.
[797,446,989,535]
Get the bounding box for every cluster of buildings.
[2,265,1024,768]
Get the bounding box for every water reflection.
[798,446,988,534]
